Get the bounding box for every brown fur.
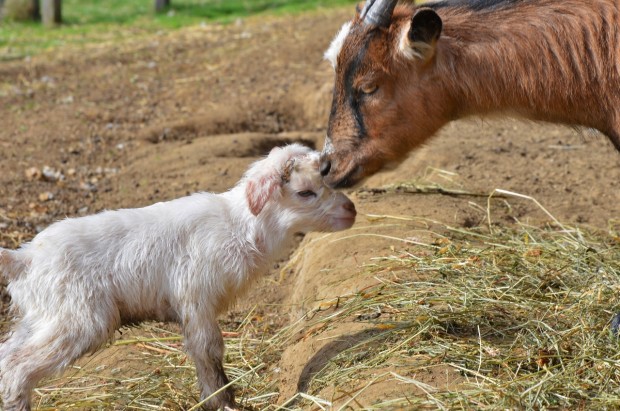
[322,0,620,188]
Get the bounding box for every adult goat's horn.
[360,0,398,27]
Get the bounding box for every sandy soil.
[1,5,619,408]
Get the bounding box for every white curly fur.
[324,21,352,69]
[0,144,356,411]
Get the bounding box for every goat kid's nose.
[343,200,356,214]
[319,158,332,177]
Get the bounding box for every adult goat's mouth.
[324,164,364,189]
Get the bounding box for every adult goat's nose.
[319,158,332,177]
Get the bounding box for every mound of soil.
[1,5,619,408]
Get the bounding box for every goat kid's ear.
[246,175,281,216]
[403,8,442,61]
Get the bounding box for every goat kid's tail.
[0,248,26,280]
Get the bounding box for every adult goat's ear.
[400,8,442,61]
[246,174,280,216]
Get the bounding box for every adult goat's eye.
[297,190,317,198]
[360,84,378,95]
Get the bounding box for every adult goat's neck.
[432,0,612,127]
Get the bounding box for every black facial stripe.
[343,35,372,140]
[327,87,338,138]
[326,28,377,142]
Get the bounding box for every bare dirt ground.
[1,5,619,409]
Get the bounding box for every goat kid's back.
[5,194,256,323]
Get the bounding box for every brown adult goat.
[319,0,620,188]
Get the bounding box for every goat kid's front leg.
[183,316,235,410]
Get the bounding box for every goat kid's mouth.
[328,215,357,230]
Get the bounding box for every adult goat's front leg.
[603,120,620,152]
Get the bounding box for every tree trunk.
[41,0,61,26]
[32,0,40,20]
[154,0,170,13]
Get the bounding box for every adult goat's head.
[320,0,446,188]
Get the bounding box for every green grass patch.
[0,0,357,60]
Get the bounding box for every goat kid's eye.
[297,190,317,198]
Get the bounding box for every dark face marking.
[327,28,377,143]
[344,41,370,140]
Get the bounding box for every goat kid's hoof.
[611,312,620,336]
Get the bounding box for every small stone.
[80,182,97,192]
[25,167,42,181]
[39,192,54,202]
[42,166,64,182]
[67,146,81,155]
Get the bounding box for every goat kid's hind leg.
[0,318,109,411]
[0,320,41,411]
[183,317,235,410]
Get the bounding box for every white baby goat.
[0,144,356,411]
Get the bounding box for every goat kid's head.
[321,0,445,188]
[245,144,356,232]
